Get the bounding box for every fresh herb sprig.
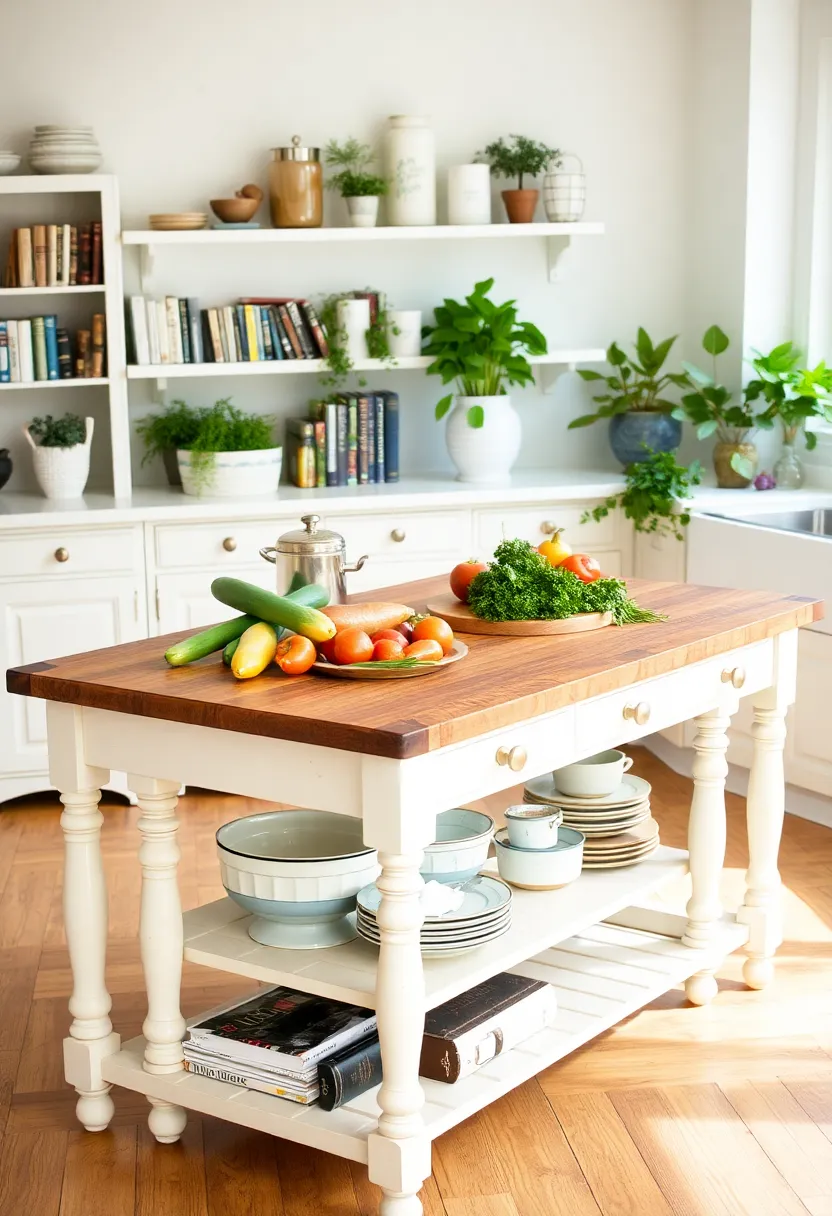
[581,449,701,542]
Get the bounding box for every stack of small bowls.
[0,152,21,176]
[494,805,584,891]
[29,126,102,174]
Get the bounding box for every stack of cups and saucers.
[520,749,658,870]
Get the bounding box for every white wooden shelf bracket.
[139,244,155,292]
[546,234,573,283]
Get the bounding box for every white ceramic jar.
[387,309,422,357]
[445,395,522,485]
[385,116,436,226]
[336,297,371,360]
[447,164,491,225]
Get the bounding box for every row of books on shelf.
[0,314,105,382]
[183,974,556,1110]
[2,222,103,288]
[286,392,399,487]
[128,294,330,366]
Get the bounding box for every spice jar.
[269,135,322,228]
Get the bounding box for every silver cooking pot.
[260,514,368,604]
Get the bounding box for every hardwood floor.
[0,749,830,1215]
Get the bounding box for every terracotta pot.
[501,188,539,223]
[713,442,757,489]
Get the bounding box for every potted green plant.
[324,138,389,228]
[571,328,689,466]
[744,342,832,488]
[22,412,93,499]
[173,398,281,498]
[422,277,547,483]
[136,399,203,487]
[477,135,562,223]
[673,325,759,488]
[318,290,395,388]
[581,449,702,542]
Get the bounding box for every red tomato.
[317,636,339,663]
[411,615,455,655]
[371,629,408,645]
[372,639,405,661]
[404,639,444,662]
[450,559,488,603]
[274,635,316,676]
[559,553,602,583]
[333,627,374,665]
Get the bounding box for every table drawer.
[153,520,276,570]
[475,504,618,554]
[326,510,470,558]
[0,525,140,578]
[573,640,775,755]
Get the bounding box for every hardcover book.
[90,314,105,379]
[44,314,60,379]
[76,329,91,377]
[277,304,304,359]
[130,297,149,365]
[69,226,78,286]
[165,297,183,363]
[157,300,171,364]
[243,305,260,361]
[286,300,316,359]
[207,309,224,362]
[31,316,48,380]
[199,311,214,363]
[336,399,348,485]
[33,225,47,287]
[17,319,34,382]
[382,391,400,482]
[300,301,329,357]
[17,228,33,288]
[91,221,102,285]
[56,327,73,379]
[314,419,326,487]
[357,394,370,485]
[374,394,385,483]
[7,320,19,382]
[317,1033,382,1112]
[346,394,358,486]
[324,402,338,487]
[61,223,71,286]
[222,306,238,363]
[47,224,57,287]
[178,298,192,364]
[78,223,92,285]
[3,230,18,288]
[187,298,203,364]
[0,323,9,383]
[265,307,283,361]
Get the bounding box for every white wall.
[0,0,689,487]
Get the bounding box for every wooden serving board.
[425,593,613,636]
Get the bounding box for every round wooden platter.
[425,593,613,637]
[310,639,468,680]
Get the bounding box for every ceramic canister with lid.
[259,513,368,604]
[384,116,436,226]
[269,135,323,228]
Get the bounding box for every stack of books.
[2,222,103,288]
[0,313,105,383]
[127,295,329,366]
[287,392,399,488]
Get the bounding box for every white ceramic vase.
[385,115,436,226]
[445,396,521,485]
[177,446,283,498]
[543,155,586,222]
[336,297,371,361]
[387,309,422,357]
[447,164,491,225]
[345,195,379,228]
[24,416,93,499]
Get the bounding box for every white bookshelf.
[0,377,109,391]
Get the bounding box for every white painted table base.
[44,630,798,1216]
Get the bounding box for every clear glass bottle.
[269,136,322,228]
[773,424,805,489]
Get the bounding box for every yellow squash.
[231,622,278,680]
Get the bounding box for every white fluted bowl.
[421,807,494,883]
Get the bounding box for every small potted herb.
[136,399,203,486]
[324,138,389,228]
[744,342,832,488]
[477,135,562,223]
[571,328,689,466]
[422,277,547,484]
[174,398,281,498]
[581,449,702,542]
[23,412,93,500]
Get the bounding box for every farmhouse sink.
[706,508,832,538]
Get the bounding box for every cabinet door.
[0,576,143,775]
[155,565,275,634]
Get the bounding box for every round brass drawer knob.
[222,537,237,552]
[496,745,527,772]
[54,547,69,563]
[391,528,406,543]
[623,701,651,726]
[722,666,746,689]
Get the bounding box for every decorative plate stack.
[523,773,659,868]
[148,212,208,231]
[29,126,102,174]
[356,874,512,957]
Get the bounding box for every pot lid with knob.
[275,513,345,556]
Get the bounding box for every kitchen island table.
[6,576,822,1215]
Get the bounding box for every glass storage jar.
[269,136,322,228]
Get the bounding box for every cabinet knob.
[54,547,69,563]
[391,528,406,543]
[722,666,746,690]
[496,744,527,772]
[541,520,558,534]
[623,701,651,726]
[222,537,237,552]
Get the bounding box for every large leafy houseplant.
[572,329,689,426]
[28,413,87,447]
[745,341,832,448]
[581,449,702,542]
[423,278,547,429]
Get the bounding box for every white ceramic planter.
[24,416,93,499]
[445,395,522,485]
[387,309,422,357]
[346,195,380,228]
[385,115,436,226]
[336,296,371,360]
[447,164,491,225]
[177,446,282,498]
[543,155,586,222]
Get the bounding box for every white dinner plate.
[558,798,651,823]
[357,874,511,924]
[357,921,510,956]
[582,841,660,868]
[524,773,652,811]
[356,909,511,942]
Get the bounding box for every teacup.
[504,804,562,850]
[553,750,633,799]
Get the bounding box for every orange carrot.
[323,603,414,634]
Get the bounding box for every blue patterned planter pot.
[609,413,682,467]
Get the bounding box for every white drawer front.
[348,558,456,596]
[475,504,618,555]
[0,526,140,579]
[153,520,276,570]
[327,510,470,558]
[574,640,775,755]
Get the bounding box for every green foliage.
[581,449,701,542]
[28,413,86,448]
[317,290,394,389]
[744,341,832,449]
[422,278,547,425]
[136,399,203,466]
[571,328,689,428]
[477,135,562,189]
[672,325,759,477]
[162,399,275,493]
[324,139,388,198]
[467,539,665,626]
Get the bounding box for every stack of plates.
[524,772,659,868]
[149,213,208,231]
[29,126,102,174]
[356,874,512,957]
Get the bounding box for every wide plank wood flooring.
[0,749,831,1215]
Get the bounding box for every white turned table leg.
[682,707,731,1005]
[130,774,187,1144]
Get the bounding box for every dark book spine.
[234,305,248,360]
[178,298,192,363]
[260,307,274,359]
[78,223,92,285]
[187,298,203,363]
[383,391,400,482]
[300,302,329,357]
[317,1037,382,1112]
[275,310,294,359]
[357,396,370,485]
[0,323,8,383]
[56,327,73,379]
[347,396,358,486]
[374,395,385,483]
[43,314,60,380]
[367,396,376,483]
[267,308,283,360]
[200,310,214,362]
[287,300,316,359]
[278,304,304,358]
[314,420,326,487]
[336,400,348,486]
[91,221,102,284]
[68,226,78,286]
[91,313,105,379]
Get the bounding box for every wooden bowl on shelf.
[210,184,263,224]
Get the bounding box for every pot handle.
[84,416,95,449]
[259,547,277,564]
[343,554,369,574]
[22,424,37,451]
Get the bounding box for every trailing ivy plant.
[136,399,203,466]
[317,290,397,390]
[324,138,388,198]
[422,277,547,428]
[28,413,87,447]
[581,448,702,542]
[476,135,562,188]
[571,329,690,428]
[672,325,759,480]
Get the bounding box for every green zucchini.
[165,614,259,667]
[222,636,240,666]
[211,577,336,643]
